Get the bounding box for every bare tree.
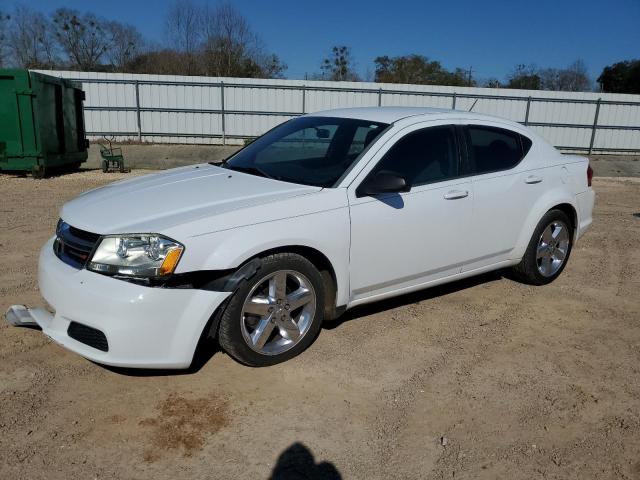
[321,46,359,81]
[256,53,286,79]
[106,21,144,71]
[539,60,592,92]
[7,5,58,69]
[158,1,285,78]
[165,0,202,75]
[483,77,502,88]
[125,48,189,74]
[0,9,9,67]
[558,60,591,91]
[51,8,115,70]
[201,2,258,77]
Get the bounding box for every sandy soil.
[1,171,639,480]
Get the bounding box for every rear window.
[465,126,530,174]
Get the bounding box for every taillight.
[587,164,593,187]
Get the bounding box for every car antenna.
[468,99,479,112]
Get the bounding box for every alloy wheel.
[536,220,570,277]
[240,270,317,355]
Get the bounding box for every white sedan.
[7,107,595,368]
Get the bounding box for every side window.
[370,125,458,187]
[465,126,526,174]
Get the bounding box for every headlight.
[87,235,184,278]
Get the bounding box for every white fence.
[38,70,640,154]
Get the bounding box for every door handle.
[443,190,469,200]
[525,175,543,184]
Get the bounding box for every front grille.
[53,220,100,269]
[67,322,109,352]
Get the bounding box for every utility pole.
[467,66,473,87]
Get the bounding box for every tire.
[511,209,573,285]
[119,162,125,173]
[217,253,325,366]
[31,165,46,179]
[102,160,108,173]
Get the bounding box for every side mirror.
[356,171,411,197]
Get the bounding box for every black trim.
[67,322,109,352]
[163,258,262,292]
[54,220,100,269]
[520,134,533,157]
[455,125,471,177]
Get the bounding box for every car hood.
[60,164,321,235]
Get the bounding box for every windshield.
[220,116,389,187]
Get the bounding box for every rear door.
[461,123,541,271]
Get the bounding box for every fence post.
[378,88,382,107]
[588,98,601,155]
[220,82,226,145]
[301,85,306,114]
[452,92,457,110]
[134,80,142,142]
[524,96,531,125]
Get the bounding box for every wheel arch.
[247,245,342,321]
[190,243,344,322]
[512,193,578,261]
[551,203,578,239]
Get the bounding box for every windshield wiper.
[221,163,274,180]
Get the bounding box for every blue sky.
[12,0,640,82]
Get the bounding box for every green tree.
[321,46,359,81]
[506,64,541,90]
[374,54,472,86]
[597,60,640,94]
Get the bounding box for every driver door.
[348,123,474,303]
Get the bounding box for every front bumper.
[28,238,231,369]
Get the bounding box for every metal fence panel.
[35,70,640,153]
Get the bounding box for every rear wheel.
[217,253,325,366]
[512,209,573,285]
[31,165,46,179]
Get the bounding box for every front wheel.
[511,209,573,285]
[217,253,325,366]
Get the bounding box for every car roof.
[310,106,518,127]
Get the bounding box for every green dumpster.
[0,69,88,177]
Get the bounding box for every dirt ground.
[1,170,639,480]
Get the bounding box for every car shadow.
[269,442,341,480]
[324,270,505,330]
[375,192,404,209]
